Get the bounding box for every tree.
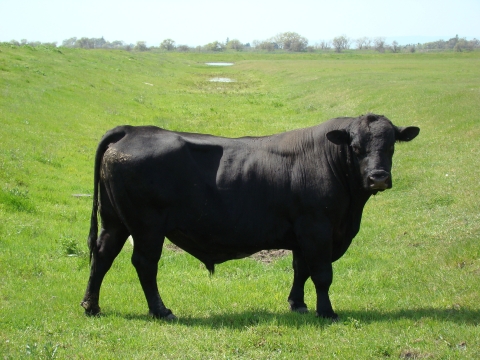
[273,32,308,52]
[176,45,190,52]
[454,38,474,52]
[373,37,386,53]
[390,40,400,53]
[316,40,331,50]
[226,39,244,51]
[252,40,276,51]
[204,41,225,52]
[470,38,480,49]
[62,37,77,47]
[134,41,148,51]
[76,37,94,49]
[110,40,125,49]
[160,39,176,51]
[365,38,372,49]
[93,37,106,49]
[447,35,459,49]
[332,35,350,53]
[355,37,370,50]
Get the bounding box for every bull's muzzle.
[368,171,391,190]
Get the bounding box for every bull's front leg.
[295,218,338,320]
[288,250,310,313]
[310,262,337,319]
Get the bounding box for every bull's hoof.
[290,306,309,314]
[81,301,101,316]
[290,307,308,314]
[316,311,339,321]
[163,313,178,321]
[149,309,177,321]
[288,300,308,313]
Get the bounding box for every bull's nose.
[368,173,390,190]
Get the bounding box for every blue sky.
[1,0,478,46]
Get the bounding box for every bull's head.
[326,114,420,192]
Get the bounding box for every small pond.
[206,62,234,66]
[209,77,235,83]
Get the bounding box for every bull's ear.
[326,130,350,145]
[396,126,420,142]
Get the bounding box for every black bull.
[81,114,419,320]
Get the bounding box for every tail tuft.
[205,261,215,275]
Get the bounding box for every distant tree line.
[8,38,59,48]
[418,35,479,52]
[5,33,479,53]
[61,37,142,50]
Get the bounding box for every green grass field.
[0,45,479,359]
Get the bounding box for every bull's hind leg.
[131,231,176,320]
[82,182,129,316]
[81,224,129,315]
[288,250,310,313]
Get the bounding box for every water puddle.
[206,62,234,66]
[209,77,235,83]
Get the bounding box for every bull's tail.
[88,126,130,263]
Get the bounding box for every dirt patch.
[163,243,290,264]
[400,349,433,359]
[164,242,184,252]
[249,249,291,264]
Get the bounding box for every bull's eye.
[352,145,363,155]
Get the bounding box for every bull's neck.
[326,141,371,205]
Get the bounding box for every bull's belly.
[165,224,298,266]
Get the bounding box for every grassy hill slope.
[1,45,479,358]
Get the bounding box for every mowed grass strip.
[0,45,479,359]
